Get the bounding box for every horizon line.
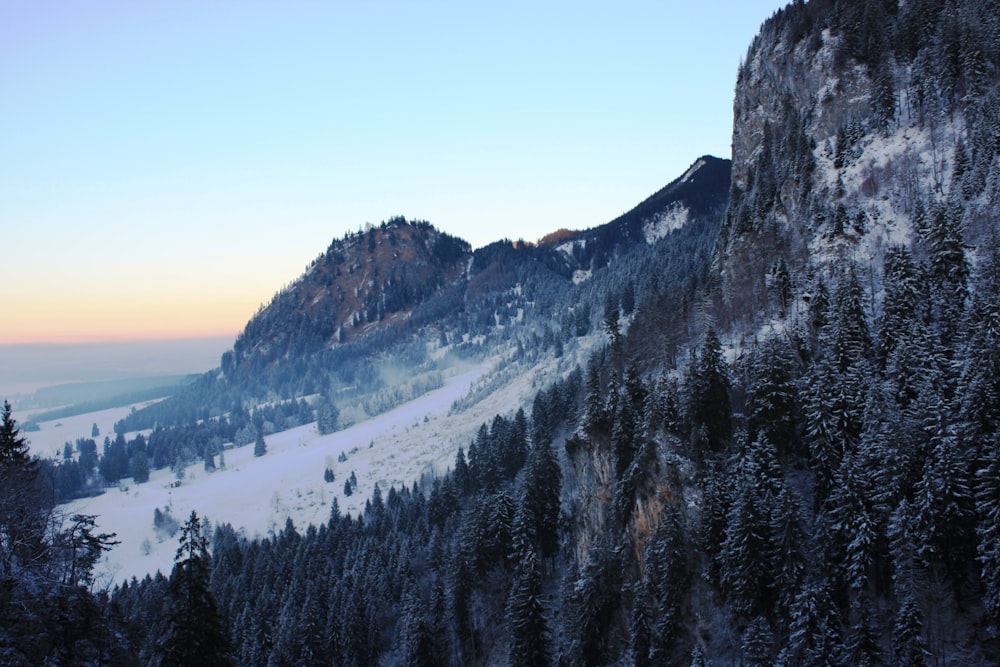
[0,333,237,347]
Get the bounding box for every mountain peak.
[232,218,471,366]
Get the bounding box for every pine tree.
[777,578,843,667]
[566,538,621,666]
[741,616,774,667]
[0,400,32,468]
[254,430,267,457]
[401,587,435,667]
[453,446,471,496]
[316,396,340,435]
[719,462,773,620]
[770,485,807,622]
[159,511,233,666]
[891,596,929,666]
[976,432,1000,624]
[584,359,609,437]
[631,597,654,667]
[924,204,969,349]
[0,400,46,580]
[845,593,883,667]
[877,247,926,368]
[643,501,689,662]
[506,550,550,667]
[871,58,897,133]
[960,239,1000,442]
[746,334,801,457]
[828,265,873,373]
[521,435,561,560]
[912,418,975,581]
[686,328,732,455]
[827,450,880,593]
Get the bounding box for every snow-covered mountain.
[12,1,1000,664]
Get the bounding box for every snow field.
[65,363,493,586]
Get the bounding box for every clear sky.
[1,0,787,344]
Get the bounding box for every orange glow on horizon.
[4,295,253,345]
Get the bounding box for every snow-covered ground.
[64,362,498,586]
[643,203,689,244]
[27,401,161,458]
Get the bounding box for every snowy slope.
[67,363,494,585]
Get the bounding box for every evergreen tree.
[777,578,843,667]
[719,461,773,619]
[960,240,1000,442]
[401,588,435,667]
[891,596,929,666]
[506,550,550,667]
[316,396,340,435]
[770,485,807,622]
[845,593,883,667]
[871,58,897,133]
[977,432,1000,625]
[686,328,732,455]
[912,418,975,581]
[828,265,872,373]
[521,435,561,560]
[877,247,926,368]
[924,204,969,349]
[741,616,774,667]
[254,430,267,457]
[631,597,654,667]
[746,334,801,457]
[453,446,471,496]
[566,538,621,665]
[642,501,689,662]
[584,359,609,436]
[0,400,46,580]
[0,400,32,468]
[826,449,881,593]
[159,511,233,666]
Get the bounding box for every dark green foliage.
[639,501,689,663]
[741,616,775,667]
[685,328,732,457]
[565,539,622,666]
[777,578,843,667]
[316,395,340,435]
[521,436,561,560]
[719,457,775,620]
[159,511,232,667]
[506,550,550,667]
[0,400,46,580]
[746,334,801,456]
[892,597,929,666]
[0,403,135,664]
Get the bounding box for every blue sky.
[1,0,787,343]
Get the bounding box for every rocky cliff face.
[718,0,1000,337]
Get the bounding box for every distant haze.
[0,336,233,397]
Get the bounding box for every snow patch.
[555,239,586,258]
[572,269,592,285]
[643,203,689,244]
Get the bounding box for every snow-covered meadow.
[51,363,499,586]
